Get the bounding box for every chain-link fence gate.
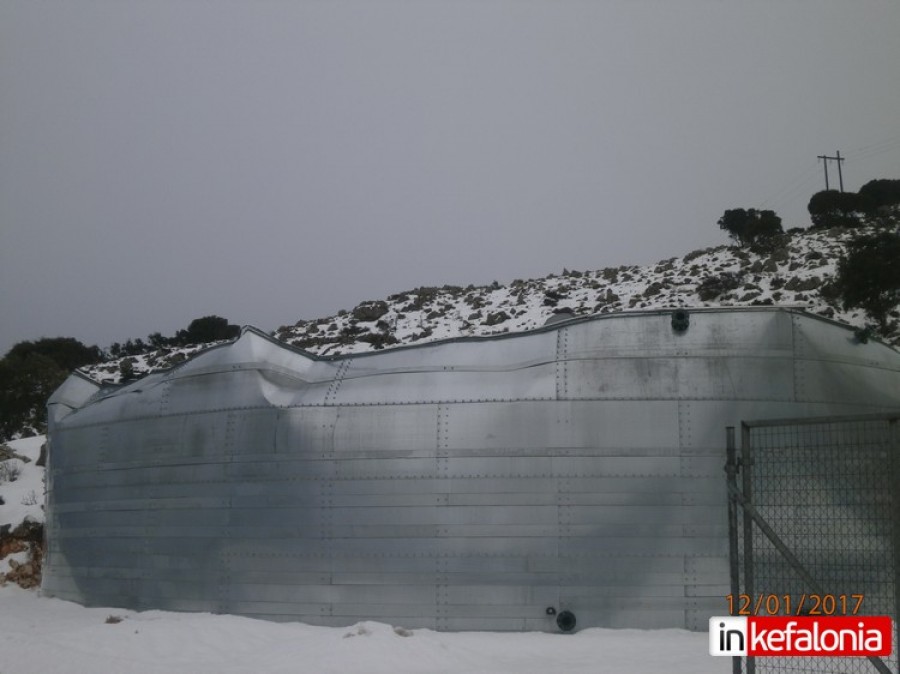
[725,414,900,674]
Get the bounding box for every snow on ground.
[0,585,728,674]
[0,437,45,530]
[0,437,45,521]
[1,436,45,579]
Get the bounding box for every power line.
[758,162,820,211]
[851,138,900,164]
[850,133,900,155]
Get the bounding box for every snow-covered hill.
[272,227,863,355]
[81,226,897,384]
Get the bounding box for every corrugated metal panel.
[44,308,900,631]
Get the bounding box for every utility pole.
[835,150,844,192]
[817,151,845,192]
[817,154,830,190]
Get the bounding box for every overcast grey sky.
[1,1,898,355]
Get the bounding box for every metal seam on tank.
[792,313,802,401]
[324,359,352,405]
[332,358,563,378]
[793,355,900,371]
[111,351,851,386]
[56,393,804,432]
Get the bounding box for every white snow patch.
[0,435,46,531]
[0,549,29,575]
[0,585,728,674]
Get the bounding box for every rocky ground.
[0,520,43,589]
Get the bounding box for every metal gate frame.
[725,414,900,674]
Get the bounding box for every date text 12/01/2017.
[726,594,865,617]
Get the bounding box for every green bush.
[858,179,900,211]
[807,190,866,229]
[0,337,102,440]
[5,337,102,371]
[174,316,241,346]
[834,231,900,331]
[717,209,783,247]
[697,273,742,301]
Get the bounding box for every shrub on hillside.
[0,337,102,441]
[5,338,102,372]
[834,231,900,332]
[717,209,783,247]
[108,338,147,358]
[858,179,900,211]
[351,301,389,322]
[748,232,791,256]
[174,316,241,346]
[807,190,866,229]
[697,272,742,301]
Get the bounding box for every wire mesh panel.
[732,415,900,674]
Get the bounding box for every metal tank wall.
[43,308,900,631]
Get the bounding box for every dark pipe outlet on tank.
[556,610,576,632]
[671,309,690,333]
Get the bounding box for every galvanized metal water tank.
[44,308,900,630]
